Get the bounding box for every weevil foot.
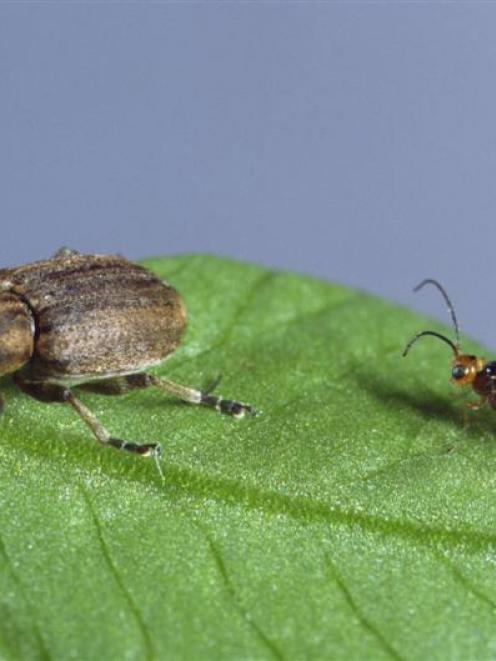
[198,374,256,418]
[108,438,162,457]
[109,438,165,481]
[199,393,257,419]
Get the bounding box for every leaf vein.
[79,486,156,661]
[162,466,496,556]
[0,532,52,660]
[325,554,404,661]
[437,553,496,614]
[201,527,286,661]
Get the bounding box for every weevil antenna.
[402,330,459,358]
[413,279,460,347]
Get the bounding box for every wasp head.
[450,353,486,386]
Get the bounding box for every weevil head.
[0,293,35,377]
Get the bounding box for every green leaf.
[1,254,495,660]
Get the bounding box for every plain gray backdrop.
[2,4,496,347]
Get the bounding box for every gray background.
[2,4,496,347]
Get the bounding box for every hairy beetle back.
[1,253,187,383]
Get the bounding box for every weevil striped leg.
[147,375,256,419]
[62,390,162,458]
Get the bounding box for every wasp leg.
[80,372,256,418]
[461,396,487,428]
[14,378,161,458]
[466,398,486,411]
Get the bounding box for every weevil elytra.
[0,249,255,462]
[403,278,496,413]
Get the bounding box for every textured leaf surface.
[1,254,496,660]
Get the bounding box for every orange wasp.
[403,279,495,411]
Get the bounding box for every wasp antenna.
[402,330,459,358]
[413,279,460,347]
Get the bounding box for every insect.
[403,278,496,412]
[0,248,255,467]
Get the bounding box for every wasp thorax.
[0,293,35,377]
[451,354,486,386]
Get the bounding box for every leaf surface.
[1,254,495,660]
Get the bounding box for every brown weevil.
[403,278,495,413]
[0,248,255,466]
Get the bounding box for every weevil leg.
[80,372,256,418]
[79,374,151,396]
[63,390,161,457]
[147,374,256,419]
[14,378,161,458]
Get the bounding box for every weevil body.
[0,251,187,383]
[0,249,254,461]
[403,278,496,412]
